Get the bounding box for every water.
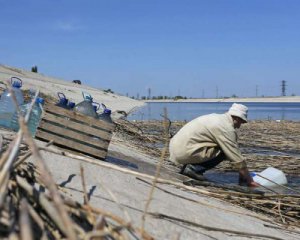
[128,102,300,121]
[205,171,300,195]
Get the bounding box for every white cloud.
[55,20,83,32]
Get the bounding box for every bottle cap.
[85,95,93,102]
[104,108,111,114]
[36,97,45,105]
[12,81,22,88]
[68,102,75,109]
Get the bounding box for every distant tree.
[31,65,38,73]
[141,96,146,100]
[174,95,185,100]
[104,88,114,94]
[231,94,238,98]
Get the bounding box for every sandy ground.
[1,64,299,239]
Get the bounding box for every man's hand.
[248,181,260,187]
[239,167,259,187]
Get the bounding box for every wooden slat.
[35,130,107,159]
[35,102,115,159]
[37,121,110,150]
[43,104,115,131]
[41,112,113,141]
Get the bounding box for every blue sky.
[1,0,300,98]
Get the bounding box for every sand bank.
[0,64,145,117]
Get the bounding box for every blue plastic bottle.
[0,77,24,128]
[11,97,44,136]
[98,108,113,123]
[74,92,97,118]
[55,92,75,109]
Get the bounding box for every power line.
[281,80,286,96]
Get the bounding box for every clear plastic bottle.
[0,77,24,128]
[74,92,97,118]
[11,97,44,136]
[98,108,113,123]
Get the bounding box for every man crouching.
[169,103,259,187]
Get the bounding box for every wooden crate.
[35,103,115,160]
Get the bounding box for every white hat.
[228,103,248,123]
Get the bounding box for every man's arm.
[239,167,260,187]
[216,130,259,187]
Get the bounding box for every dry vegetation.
[115,119,300,174]
[0,87,299,238]
[114,119,300,228]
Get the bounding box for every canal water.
[128,102,300,121]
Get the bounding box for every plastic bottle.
[11,97,45,136]
[74,92,97,118]
[92,102,101,113]
[0,77,24,128]
[56,92,75,109]
[252,167,288,187]
[98,108,113,123]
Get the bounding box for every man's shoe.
[182,164,206,181]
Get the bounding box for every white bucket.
[252,167,288,187]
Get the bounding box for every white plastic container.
[252,167,288,187]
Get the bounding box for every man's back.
[169,113,237,164]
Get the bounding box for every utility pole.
[281,80,286,96]
[147,88,151,100]
[216,86,219,98]
[256,85,258,97]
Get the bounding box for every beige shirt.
[169,113,246,169]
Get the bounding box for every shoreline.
[144,96,300,103]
